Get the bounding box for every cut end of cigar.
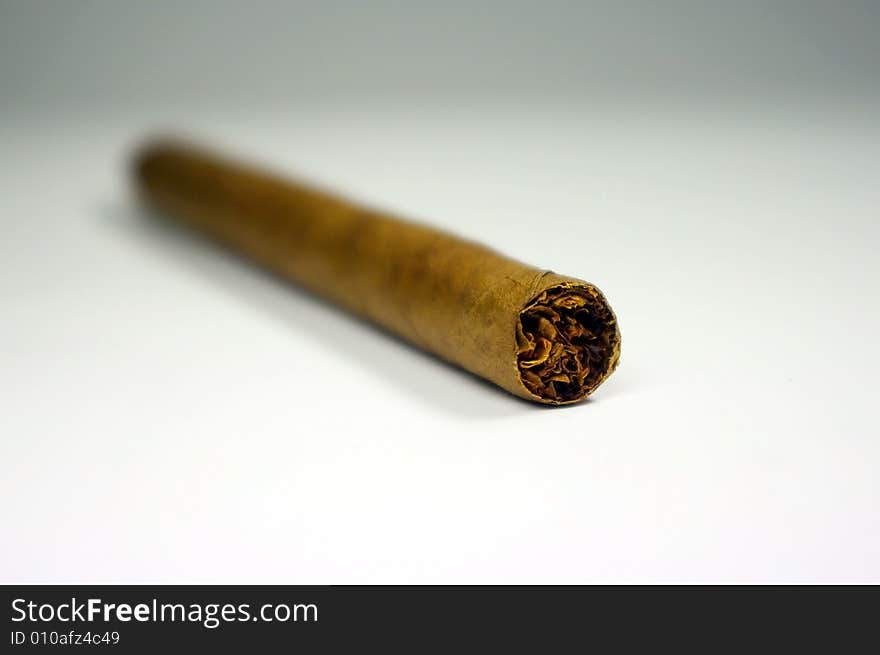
[516,283,620,405]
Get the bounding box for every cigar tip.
[516,283,620,405]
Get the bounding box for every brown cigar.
[133,139,621,405]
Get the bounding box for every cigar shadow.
[101,201,551,419]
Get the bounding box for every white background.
[2,2,878,583]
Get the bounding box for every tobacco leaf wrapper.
[134,140,621,404]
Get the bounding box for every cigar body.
[134,141,620,404]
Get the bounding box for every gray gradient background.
[1,1,878,582]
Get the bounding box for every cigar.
[133,139,621,405]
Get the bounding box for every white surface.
[1,100,878,583]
